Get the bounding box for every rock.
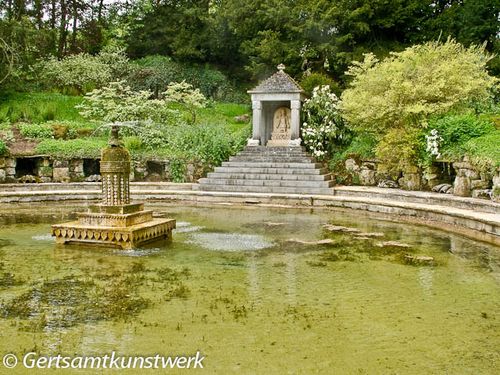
[453,175,471,197]
[398,172,421,191]
[432,183,446,192]
[287,238,335,245]
[470,179,489,190]
[264,222,286,227]
[377,241,411,248]
[53,160,68,168]
[445,187,454,194]
[234,114,250,123]
[0,169,5,181]
[345,158,360,172]
[0,158,5,168]
[85,174,101,182]
[378,179,399,188]
[247,139,260,146]
[472,189,491,200]
[18,174,40,183]
[5,158,16,168]
[354,232,384,238]
[403,255,434,266]
[53,167,70,182]
[359,167,376,186]
[5,167,15,176]
[432,183,453,194]
[323,224,361,233]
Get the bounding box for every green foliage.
[341,39,498,171]
[38,48,130,95]
[35,138,107,158]
[128,55,234,100]
[163,81,207,124]
[375,127,423,174]
[0,92,84,124]
[124,136,143,151]
[0,139,7,155]
[462,130,500,172]
[17,123,54,139]
[77,81,168,123]
[342,39,497,135]
[169,158,188,183]
[300,73,340,97]
[428,114,496,159]
[302,86,348,160]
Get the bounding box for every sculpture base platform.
[52,218,176,250]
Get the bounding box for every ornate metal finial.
[277,63,286,72]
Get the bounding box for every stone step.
[221,161,322,169]
[213,166,327,175]
[244,146,306,152]
[334,186,500,214]
[206,172,332,181]
[198,178,335,188]
[229,156,314,163]
[196,183,334,195]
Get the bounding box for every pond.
[0,203,498,374]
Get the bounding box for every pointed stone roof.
[248,64,304,94]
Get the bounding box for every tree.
[341,38,497,171]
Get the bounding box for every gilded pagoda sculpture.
[51,125,176,249]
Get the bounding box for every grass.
[0,92,85,124]
[196,102,251,132]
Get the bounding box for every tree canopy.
[0,0,499,87]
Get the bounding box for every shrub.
[462,130,500,173]
[163,81,207,124]
[35,138,107,158]
[0,139,7,155]
[302,85,348,160]
[18,123,54,139]
[341,38,497,171]
[38,48,130,94]
[427,113,496,159]
[300,73,340,96]
[77,81,167,123]
[127,55,232,100]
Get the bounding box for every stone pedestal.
[52,126,176,249]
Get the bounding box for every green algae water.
[0,203,498,374]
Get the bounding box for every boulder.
[472,189,491,200]
[453,175,471,197]
[359,167,376,186]
[378,179,399,189]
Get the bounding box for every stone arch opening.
[83,159,100,177]
[15,157,40,178]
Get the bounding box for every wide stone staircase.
[195,146,334,194]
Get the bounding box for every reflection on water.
[0,203,498,374]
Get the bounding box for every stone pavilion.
[247,64,306,147]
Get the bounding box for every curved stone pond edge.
[0,182,499,246]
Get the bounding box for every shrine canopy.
[247,64,306,147]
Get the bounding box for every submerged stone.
[323,224,361,233]
[287,238,335,246]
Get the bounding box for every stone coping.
[0,183,498,246]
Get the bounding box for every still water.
[0,203,498,374]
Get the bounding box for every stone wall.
[0,156,202,184]
[343,157,496,201]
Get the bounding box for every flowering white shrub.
[425,129,443,159]
[302,85,345,160]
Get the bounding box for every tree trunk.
[51,0,57,29]
[70,0,79,52]
[58,0,68,57]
